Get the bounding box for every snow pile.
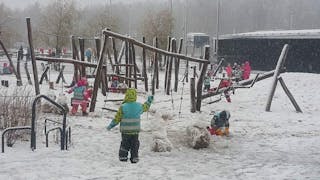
[40,90,56,113]
[186,123,211,149]
[151,114,172,152]
[53,93,69,114]
[1,70,320,179]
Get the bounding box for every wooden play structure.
[1,18,302,114]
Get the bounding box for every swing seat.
[109,87,127,93]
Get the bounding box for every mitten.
[147,95,154,104]
[106,119,117,130]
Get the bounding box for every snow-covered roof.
[219,29,320,39]
[187,32,209,37]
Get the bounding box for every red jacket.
[242,61,251,80]
[225,65,233,78]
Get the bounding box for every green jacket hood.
[124,88,137,103]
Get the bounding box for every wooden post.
[125,41,129,86]
[90,34,108,112]
[166,39,176,95]
[79,38,86,77]
[39,66,50,84]
[0,39,20,82]
[152,37,159,95]
[26,17,40,95]
[101,68,107,96]
[196,46,210,111]
[190,77,196,113]
[128,42,133,88]
[56,65,66,84]
[155,38,159,89]
[24,62,32,85]
[16,52,23,86]
[278,77,302,113]
[71,36,79,83]
[106,41,114,72]
[142,37,148,92]
[131,43,138,89]
[265,44,289,112]
[174,38,183,92]
[93,37,101,75]
[164,36,172,89]
[112,37,119,74]
[117,41,125,66]
[95,38,101,59]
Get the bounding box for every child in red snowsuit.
[242,61,251,80]
[219,79,232,103]
[67,77,89,116]
[225,63,233,78]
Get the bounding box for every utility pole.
[216,0,220,61]
[169,0,173,36]
[184,0,188,55]
[109,0,112,23]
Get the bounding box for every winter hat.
[220,110,227,120]
[124,88,137,103]
[77,77,88,86]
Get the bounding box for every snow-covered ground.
[0,62,319,180]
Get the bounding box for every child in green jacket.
[107,88,153,163]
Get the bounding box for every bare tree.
[0,3,16,47]
[141,9,174,49]
[76,6,119,38]
[39,0,78,53]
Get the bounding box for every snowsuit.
[209,110,230,136]
[225,65,233,78]
[242,61,251,80]
[68,78,89,115]
[220,79,232,102]
[107,88,153,163]
[85,48,92,62]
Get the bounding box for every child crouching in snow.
[207,110,230,136]
[107,88,153,163]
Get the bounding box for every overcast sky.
[1,0,163,10]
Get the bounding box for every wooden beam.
[190,77,196,113]
[131,43,138,89]
[112,64,135,67]
[103,30,209,64]
[24,62,32,85]
[166,39,176,95]
[278,77,302,113]
[79,38,86,76]
[35,56,106,68]
[39,66,49,84]
[71,35,79,82]
[196,46,210,111]
[56,65,66,84]
[26,17,40,95]
[164,36,172,90]
[174,38,183,92]
[265,44,289,112]
[90,34,108,112]
[142,37,148,92]
[0,39,19,81]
